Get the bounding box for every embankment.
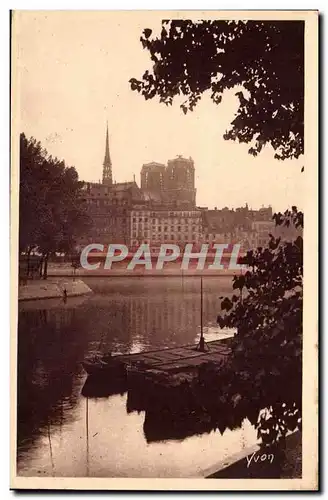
[18,278,93,302]
[204,431,302,479]
[46,262,244,278]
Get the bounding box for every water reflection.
[17,307,86,457]
[17,277,257,478]
[141,390,261,444]
[81,374,127,399]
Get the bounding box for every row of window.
[133,224,199,231]
[86,199,127,206]
[131,211,200,218]
[132,218,201,225]
[132,234,199,241]
[131,238,199,245]
[204,233,235,239]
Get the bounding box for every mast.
[86,397,89,476]
[196,276,207,352]
[47,419,55,475]
[199,277,205,351]
[200,276,203,340]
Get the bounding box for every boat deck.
[116,338,232,373]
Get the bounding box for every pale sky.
[16,11,304,212]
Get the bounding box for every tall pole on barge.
[86,397,89,477]
[200,276,205,351]
[196,276,207,352]
[201,276,203,335]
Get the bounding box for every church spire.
[102,122,112,185]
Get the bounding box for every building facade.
[78,182,130,246]
[200,205,275,250]
[130,206,202,251]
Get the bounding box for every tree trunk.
[43,253,49,280]
[26,247,32,278]
[39,257,44,278]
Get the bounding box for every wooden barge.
[120,337,232,374]
[83,336,233,387]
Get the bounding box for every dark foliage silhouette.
[130,20,304,160]
[217,208,303,445]
[19,133,92,278]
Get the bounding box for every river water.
[17,276,258,478]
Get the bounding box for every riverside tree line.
[19,133,92,279]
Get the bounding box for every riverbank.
[47,262,244,278]
[18,278,93,301]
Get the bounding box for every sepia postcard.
[10,10,318,491]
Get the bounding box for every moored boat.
[82,352,125,377]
